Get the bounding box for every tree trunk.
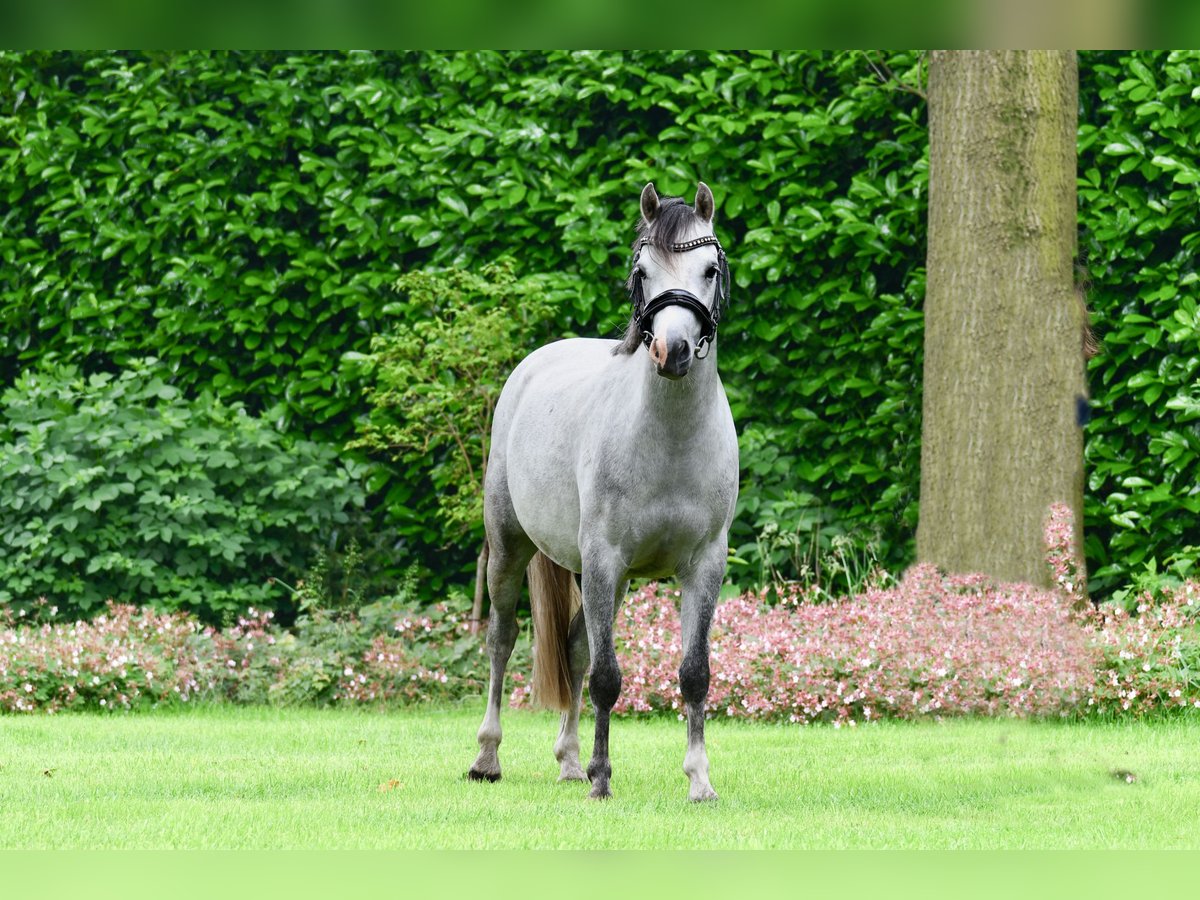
[918,51,1085,589]
[470,539,488,635]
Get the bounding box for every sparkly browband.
[645,236,722,253]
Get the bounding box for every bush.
[1084,584,1200,715]
[346,260,563,552]
[0,360,365,620]
[1,50,1198,601]
[507,571,1095,724]
[1078,51,1200,594]
[0,600,211,712]
[4,572,1199,721]
[0,50,928,591]
[0,590,521,713]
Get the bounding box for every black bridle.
[628,235,729,359]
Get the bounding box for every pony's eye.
[705,265,719,280]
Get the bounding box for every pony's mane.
[613,197,707,355]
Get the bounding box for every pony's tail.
[527,551,580,711]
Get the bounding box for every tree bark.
[470,539,488,635]
[918,51,1085,589]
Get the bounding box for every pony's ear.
[640,182,660,223]
[694,182,715,222]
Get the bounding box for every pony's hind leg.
[553,609,589,782]
[678,550,726,802]
[469,533,535,783]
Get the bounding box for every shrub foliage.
[347,260,561,541]
[5,574,1198,720]
[0,50,1195,599]
[1077,51,1200,594]
[0,361,365,619]
[0,50,929,593]
[8,503,1194,721]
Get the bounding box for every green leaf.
[438,193,469,217]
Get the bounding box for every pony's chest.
[584,461,733,570]
[619,508,716,577]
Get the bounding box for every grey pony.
[468,181,739,802]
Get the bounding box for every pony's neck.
[633,345,721,427]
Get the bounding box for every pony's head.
[616,182,729,379]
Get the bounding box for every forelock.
[634,197,704,251]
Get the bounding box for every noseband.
[628,235,729,359]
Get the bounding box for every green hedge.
[0,360,365,620]
[1078,51,1200,594]
[0,50,1194,602]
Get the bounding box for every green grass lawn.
[2,705,1199,849]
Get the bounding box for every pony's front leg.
[679,549,726,802]
[581,559,624,800]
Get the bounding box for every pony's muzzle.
[649,334,692,379]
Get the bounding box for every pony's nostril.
[667,340,693,373]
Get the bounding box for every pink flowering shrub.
[5,502,1200,719]
[507,503,1200,723]
[1044,502,1087,609]
[0,598,507,713]
[1082,584,1200,715]
[332,601,525,704]
[1044,502,1200,714]
[510,570,1094,724]
[0,602,212,712]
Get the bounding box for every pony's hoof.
[688,785,718,803]
[588,783,613,800]
[558,763,588,783]
[467,768,501,783]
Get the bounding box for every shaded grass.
[1,705,1199,848]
